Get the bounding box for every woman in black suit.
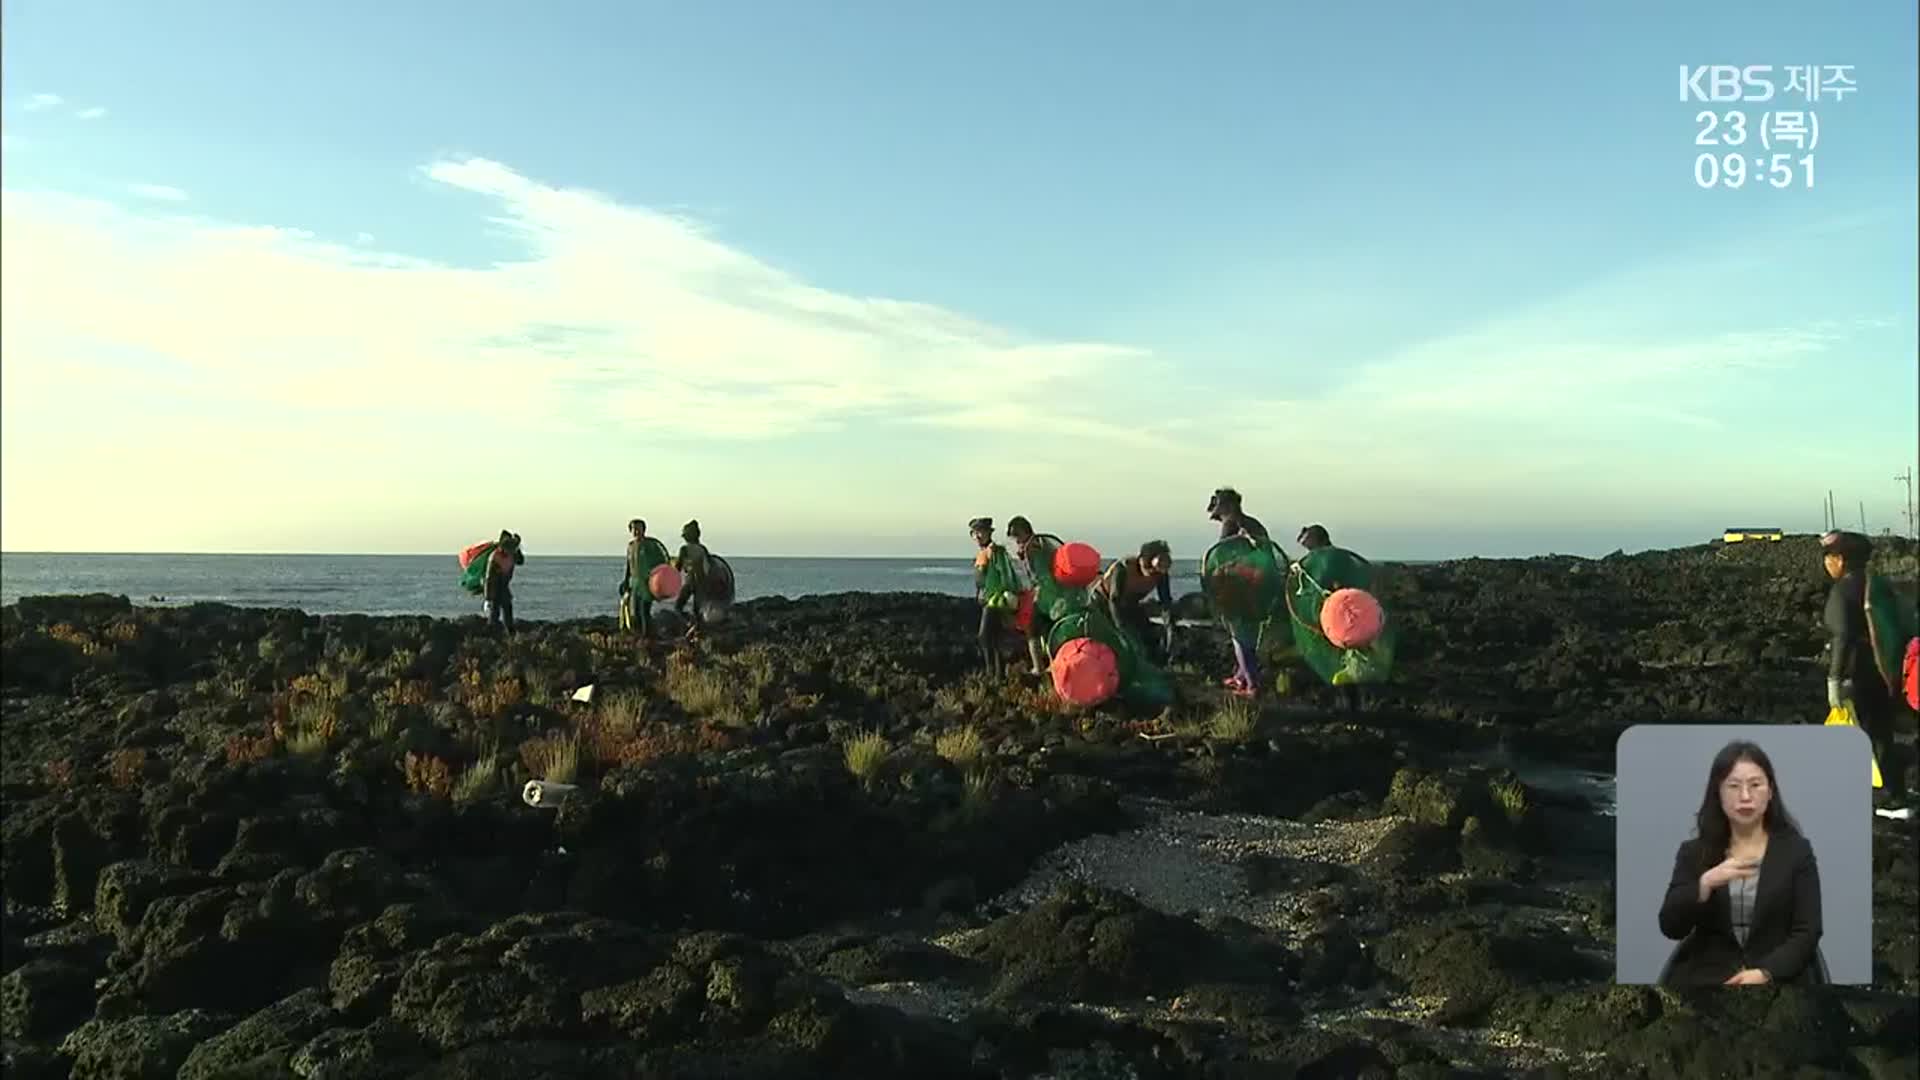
[1658,740,1825,987]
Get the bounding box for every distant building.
[1720,527,1785,543]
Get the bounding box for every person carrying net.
[971,517,1021,679]
[620,519,672,641]
[674,520,712,639]
[1208,488,1270,696]
[484,531,525,635]
[1294,523,1372,712]
[1820,530,1913,817]
[1006,516,1060,677]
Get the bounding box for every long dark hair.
[1694,740,1800,869]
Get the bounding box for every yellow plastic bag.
[1825,705,1884,788]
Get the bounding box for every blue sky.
[2,1,1915,559]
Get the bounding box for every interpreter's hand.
[1700,855,1760,894]
[1723,968,1771,986]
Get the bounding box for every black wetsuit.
[1018,539,1057,653]
[1826,570,1903,798]
[1219,512,1270,543]
[676,541,710,626]
[974,545,1008,678]
[485,547,525,634]
[1102,557,1174,664]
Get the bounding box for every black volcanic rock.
[1,536,1914,1076]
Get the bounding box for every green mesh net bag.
[978,546,1023,613]
[1201,536,1294,653]
[700,553,738,623]
[1284,547,1398,686]
[1046,605,1174,708]
[458,541,497,596]
[1023,533,1094,622]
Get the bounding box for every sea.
[0,553,1210,623]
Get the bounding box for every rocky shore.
[3,536,1915,1079]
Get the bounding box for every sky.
[2,2,1916,560]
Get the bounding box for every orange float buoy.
[648,563,684,601]
[1053,542,1102,588]
[1051,637,1120,706]
[1320,588,1385,648]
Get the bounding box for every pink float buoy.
[1321,588,1385,648]
[648,563,684,601]
[1051,637,1120,706]
[1053,542,1103,588]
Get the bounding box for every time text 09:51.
[1695,152,1814,188]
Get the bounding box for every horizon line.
[0,540,1795,562]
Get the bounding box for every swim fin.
[1824,705,1884,789]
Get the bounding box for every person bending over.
[1099,540,1176,664]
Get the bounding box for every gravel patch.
[841,980,980,1023]
[984,803,1406,940]
[1306,995,1615,1075]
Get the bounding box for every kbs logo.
[1679,65,1775,102]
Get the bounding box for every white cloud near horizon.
[21,93,63,112]
[0,157,1911,554]
[126,182,188,201]
[76,106,107,120]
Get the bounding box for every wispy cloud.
[125,183,189,202]
[75,106,107,120]
[21,93,64,112]
[3,157,1162,444]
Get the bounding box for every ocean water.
[0,553,1209,623]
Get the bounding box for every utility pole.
[1825,490,1835,532]
[1858,500,1867,532]
[1897,468,1915,538]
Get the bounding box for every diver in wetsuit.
[1209,488,1271,696]
[1098,540,1176,665]
[1821,530,1911,813]
[1006,516,1056,677]
[1297,523,1365,713]
[674,520,711,638]
[484,530,525,635]
[621,519,672,641]
[1211,488,1270,545]
[971,517,1013,679]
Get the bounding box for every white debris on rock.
[983,802,1407,941]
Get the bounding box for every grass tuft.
[521,729,581,784]
[935,726,985,768]
[1207,700,1257,744]
[453,743,499,804]
[282,697,339,756]
[842,730,889,785]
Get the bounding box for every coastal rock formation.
[2,536,1915,1077]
